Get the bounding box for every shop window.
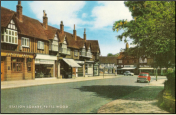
[11,58,23,72]
[27,58,32,72]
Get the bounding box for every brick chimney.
[43,10,48,30]
[60,21,64,33]
[16,1,23,22]
[73,24,77,41]
[84,28,86,42]
[126,42,129,49]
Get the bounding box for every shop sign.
[124,65,136,67]
[35,59,54,64]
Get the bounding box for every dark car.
[137,72,151,83]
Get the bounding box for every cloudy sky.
[1,1,134,56]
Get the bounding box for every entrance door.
[1,62,4,81]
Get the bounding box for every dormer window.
[49,34,58,51]
[87,47,92,57]
[81,45,86,56]
[1,19,18,45]
[59,37,67,54]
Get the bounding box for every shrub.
[164,69,175,97]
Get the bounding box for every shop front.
[61,58,81,78]
[85,61,94,77]
[93,62,99,76]
[35,54,57,78]
[121,65,136,74]
[75,61,84,77]
[1,51,35,81]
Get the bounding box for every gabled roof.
[1,7,48,40]
[87,40,100,53]
[1,7,14,28]
[99,56,118,64]
[1,6,100,52]
[45,26,58,40]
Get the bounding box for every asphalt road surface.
[1,75,157,113]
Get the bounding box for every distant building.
[116,43,155,75]
[99,56,117,74]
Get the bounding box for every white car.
[123,71,134,76]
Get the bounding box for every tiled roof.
[99,56,118,64]
[1,7,48,40]
[1,6,100,52]
[117,52,125,59]
[45,26,58,40]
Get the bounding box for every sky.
[1,1,135,56]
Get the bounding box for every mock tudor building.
[1,1,100,81]
[116,43,154,75]
[99,56,117,74]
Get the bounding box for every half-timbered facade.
[1,1,100,81]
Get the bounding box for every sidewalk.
[1,75,118,89]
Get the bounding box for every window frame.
[11,58,23,72]
[21,37,30,48]
[37,41,44,50]
[118,60,122,63]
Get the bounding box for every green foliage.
[164,70,175,97]
[107,53,119,57]
[113,1,175,68]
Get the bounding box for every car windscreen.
[139,74,148,76]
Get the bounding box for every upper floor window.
[8,20,17,30]
[139,57,147,63]
[81,45,86,56]
[74,50,78,56]
[49,34,58,51]
[118,60,122,63]
[87,47,92,57]
[59,38,67,54]
[21,37,30,47]
[37,41,44,50]
[1,28,18,44]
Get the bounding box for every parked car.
[123,71,134,76]
[137,72,151,83]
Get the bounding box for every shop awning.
[121,67,136,70]
[139,68,154,70]
[63,58,81,67]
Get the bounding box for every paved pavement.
[1,75,118,89]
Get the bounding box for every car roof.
[139,72,149,74]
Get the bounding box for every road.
[1,75,160,113]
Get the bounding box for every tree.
[107,53,119,57]
[113,1,175,69]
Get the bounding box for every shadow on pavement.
[75,85,142,100]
